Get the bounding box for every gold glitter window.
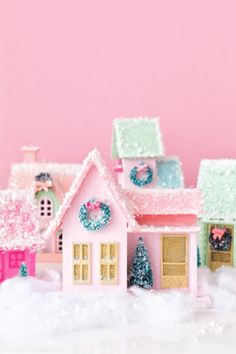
[73,243,91,284]
[100,243,119,285]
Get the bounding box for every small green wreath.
[79,199,111,231]
[130,162,153,187]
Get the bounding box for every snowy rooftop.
[112,117,164,159]
[124,188,202,215]
[0,190,44,250]
[8,162,81,203]
[197,159,236,218]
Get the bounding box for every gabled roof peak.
[46,149,135,238]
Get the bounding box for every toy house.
[8,146,81,272]
[47,149,201,294]
[126,188,201,293]
[0,190,44,282]
[198,160,236,271]
[112,117,184,189]
[46,149,134,291]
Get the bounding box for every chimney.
[21,146,40,163]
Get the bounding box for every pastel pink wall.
[63,166,127,291]
[1,0,236,188]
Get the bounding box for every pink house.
[46,149,134,291]
[126,189,202,294]
[0,190,44,282]
[47,149,201,294]
[8,146,81,273]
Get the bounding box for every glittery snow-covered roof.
[198,159,236,218]
[0,190,44,250]
[46,149,135,237]
[124,188,202,215]
[112,117,164,159]
[8,162,81,203]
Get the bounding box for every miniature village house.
[198,160,236,271]
[0,190,44,282]
[112,117,184,189]
[126,188,201,293]
[8,146,81,273]
[46,148,201,294]
[46,150,133,291]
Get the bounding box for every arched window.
[38,197,54,219]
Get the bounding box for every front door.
[208,224,233,271]
[161,234,188,289]
[0,254,4,282]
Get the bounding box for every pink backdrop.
[1,0,236,188]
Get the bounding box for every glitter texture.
[79,199,111,231]
[130,163,153,187]
[112,117,164,158]
[197,159,236,218]
[0,190,44,250]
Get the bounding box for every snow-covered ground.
[0,268,236,354]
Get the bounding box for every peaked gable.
[46,149,135,237]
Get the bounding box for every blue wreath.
[130,163,153,187]
[79,199,111,231]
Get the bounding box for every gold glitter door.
[161,235,188,289]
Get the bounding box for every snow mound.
[0,268,236,353]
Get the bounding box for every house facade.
[47,150,134,291]
[198,159,236,271]
[126,189,201,293]
[0,190,44,282]
[47,149,201,294]
[8,146,81,273]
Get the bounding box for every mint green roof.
[112,117,164,159]
[197,159,236,217]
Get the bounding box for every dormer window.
[38,197,54,219]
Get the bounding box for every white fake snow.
[0,268,236,353]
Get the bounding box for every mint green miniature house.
[198,160,236,271]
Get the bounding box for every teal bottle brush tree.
[197,246,201,268]
[19,262,28,277]
[128,237,153,289]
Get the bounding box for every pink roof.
[46,149,135,237]
[0,190,44,250]
[8,162,81,203]
[124,188,202,215]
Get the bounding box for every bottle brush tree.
[197,246,201,268]
[19,262,28,277]
[129,237,153,289]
